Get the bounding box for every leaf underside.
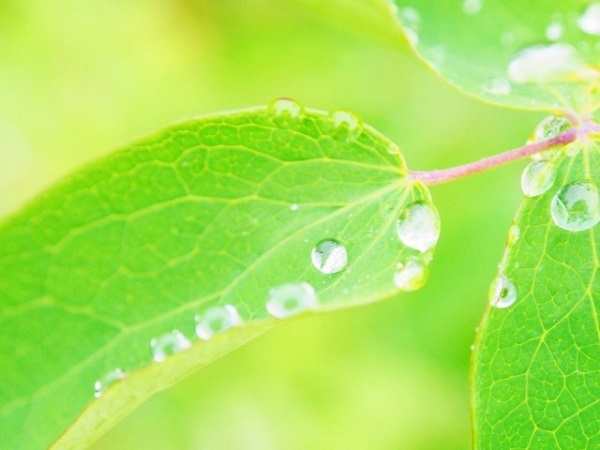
[473,137,600,449]
[0,103,437,448]
[390,0,600,112]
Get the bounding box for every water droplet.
[150,330,191,362]
[266,282,317,319]
[579,3,600,35]
[551,180,600,231]
[195,305,241,340]
[94,368,127,398]
[507,224,520,247]
[329,110,362,142]
[530,115,571,160]
[387,142,401,155]
[397,7,420,45]
[290,203,299,211]
[507,43,585,84]
[393,260,427,291]
[462,0,482,15]
[533,115,571,142]
[489,275,517,308]
[483,78,512,96]
[396,201,440,253]
[521,161,556,197]
[311,239,348,274]
[268,98,303,126]
[545,20,564,41]
[470,344,475,351]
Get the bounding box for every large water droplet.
[311,239,348,274]
[551,180,600,231]
[462,0,482,15]
[521,161,556,197]
[394,260,427,291]
[489,275,517,308]
[396,201,440,253]
[94,368,127,398]
[195,305,241,340]
[398,7,420,45]
[268,98,303,126]
[150,330,191,363]
[507,44,585,84]
[267,282,317,319]
[329,110,362,142]
[579,3,600,35]
[533,115,571,142]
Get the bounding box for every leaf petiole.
[409,122,600,185]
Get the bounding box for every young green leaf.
[389,0,600,112]
[472,134,600,448]
[0,101,440,449]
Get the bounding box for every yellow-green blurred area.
[0,0,546,449]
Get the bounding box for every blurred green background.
[0,1,545,448]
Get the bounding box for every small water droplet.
[462,0,482,15]
[397,7,420,45]
[507,43,585,84]
[521,160,556,197]
[266,282,317,319]
[329,110,362,142]
[489,275,517,308]
[545,20,564,41]
[150,330,191,362]
[195,305,241,340]
[387,142,401,155]
[290,203,299,211]
[579,3,600,35]
[483,78,512,96]
[94,368,127,398]
[311,239,348,274]
[551,180,600,231]
[268,98,303,126]
[393,260,427,291]
[396,201,440,253]
[507,224,520,247]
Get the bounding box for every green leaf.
[389,0,600,112]
[0,101,439,449]
[472,134,600,448]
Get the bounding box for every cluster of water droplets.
[393,200,440,290]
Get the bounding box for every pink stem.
[410,128,579,185]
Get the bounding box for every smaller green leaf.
[473,132,600,449]
[0,100,440,448]
[389,0,600,112]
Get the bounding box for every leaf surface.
[473,134,600,448]
[0,102,438,448]
[389,0,600,112]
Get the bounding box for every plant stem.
[410,128,579,185]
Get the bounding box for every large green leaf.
[0,101,439,449]
[389,0,600,112]
[473,131,600,448]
